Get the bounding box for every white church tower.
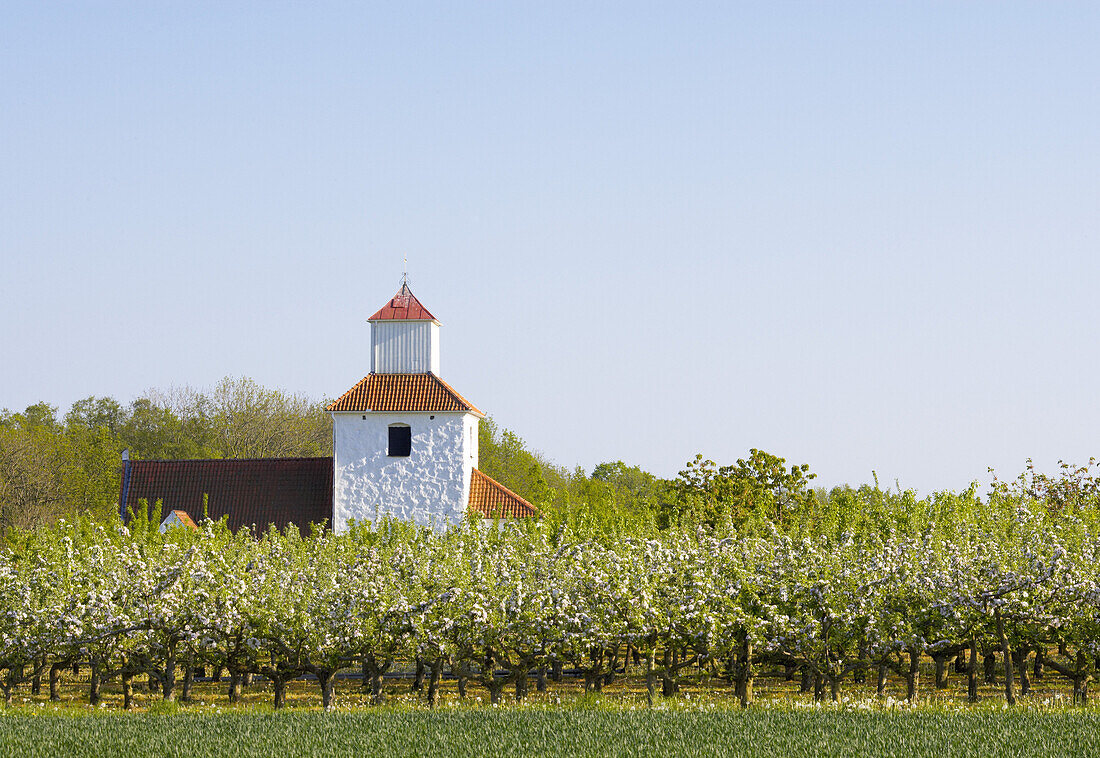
[329,282,534,530]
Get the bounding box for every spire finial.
[401,257,408,288]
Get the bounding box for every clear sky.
[2,2,1098,493]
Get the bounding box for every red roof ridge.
[368,283,437,322]
[327,376,371,413]
[132,456,333,463]
[429,374,484,417]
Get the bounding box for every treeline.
[6,377,1100,552]
[1,377,725,540]
[1,378,684,540]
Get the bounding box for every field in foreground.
[3,708,1100,758]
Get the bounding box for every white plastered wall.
[332,410,476,531]
[462,414,479,509]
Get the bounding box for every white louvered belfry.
[371,320,441,374]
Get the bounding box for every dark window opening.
[388,425,411,457]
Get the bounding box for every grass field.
[3,707,1100,758]
[2,668,1099,757]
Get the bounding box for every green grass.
[3,707,1100,757]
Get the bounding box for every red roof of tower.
[327,373,484,415]
[369,283,436,322]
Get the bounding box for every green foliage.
[477,418,665,538]
[667,449,816,532]
[991,458,1100,527]
[477,417,555,508]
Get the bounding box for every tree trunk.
[228,669,242,703]
[319,670,336,711]
[363,655,389,705]
[983,651,997,685]
[49,663,62,702]
[906,649,920,702]
[735,638,753,708]
[661,647,678,697]
[876,662,887,698]
[954,650,967,674]
[514,668,529,702]
[31,670,41,696]
[1033,648,1044,680]
[162,650,177,702]
[1013,647,1030,696]
[181,663,194,703]
[813,671,825,702]
[551,659,563,683]
[427,659,443,708]
[536,667,547,693]
[829,674,841,702]
[934,655,948,689]
[967,639,979,703]
[89,663,101,706]
[412,658,425,692]
[1074,650,1088,705]
[273,677,288,710]
[661,673,677,697]
[645,649,656,708]
[603,646,617,688]
[456,675,467,699]
[1,684,12,707]
[122,673,134,710]
[995,609,1016,706]
[800,666,813,694]
[487,678,505,705]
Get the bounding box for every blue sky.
[3,2,1099,492]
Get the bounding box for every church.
[119,283,537,532]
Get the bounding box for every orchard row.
[0,507,1097,710]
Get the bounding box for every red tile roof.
[327,373,484,415]
[468,468,539,518]
[122,458,333,533]
[369,283,436,321]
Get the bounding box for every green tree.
[119,398,209,460]
[668,449,816,531]
[477,416,554,507]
